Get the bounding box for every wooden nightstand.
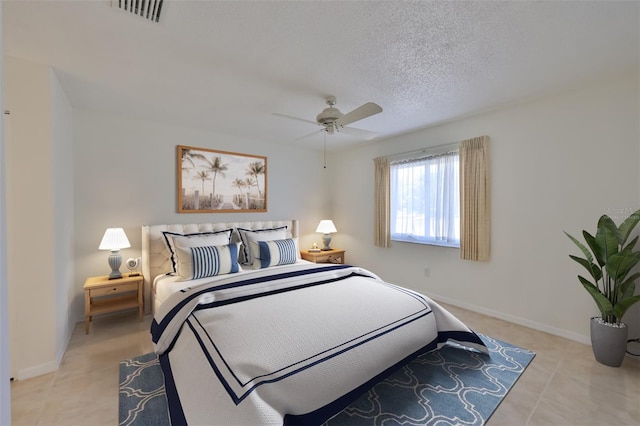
[83,273,143,334]
[300,248,346,264]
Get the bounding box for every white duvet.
[153,260,311,307]
[151,262,487,425]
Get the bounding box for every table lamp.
[316,220,337,251]
[99,228,131,279]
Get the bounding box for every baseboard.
[425,292,591,346]
[16,317,74,381]
[17,359,58,381]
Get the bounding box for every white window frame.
[389,145,460,248]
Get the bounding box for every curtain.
[373,156,390,248]
[459,136,490,261]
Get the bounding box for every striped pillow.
[174,242,241,281]
[236,226,288,265]
[162,229,233,272]
[250,238,298,269]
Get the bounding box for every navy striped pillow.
[250,238,298,269]
[236,226,288,265]
[174,243,240,281]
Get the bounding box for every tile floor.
[9,305,640,426]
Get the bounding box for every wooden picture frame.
[178,145,267,213]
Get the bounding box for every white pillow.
[250,238,299,269]
[174,242,241,281]
[163,230,233,272]
[236,226,288,265]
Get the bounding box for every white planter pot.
[590,317,628,367]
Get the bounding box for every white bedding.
[151,262,487,425]
[153,259,312,307]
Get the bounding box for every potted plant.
[565,208,640,367]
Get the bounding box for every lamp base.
[108,251,123,280]
[321,234,332,251]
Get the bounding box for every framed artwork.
[178,145,267,213]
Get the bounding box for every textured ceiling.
[3,1,639,151]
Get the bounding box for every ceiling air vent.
[112,0,164,23]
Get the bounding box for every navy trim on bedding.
[151,264,353,344]
[159,328,485,426]
[160,329,441,426]
[186,288,433,404]
[283,337,439,425]
[158,353,187,426]
[185,319,239,403]
[153,263,488,425]
[193,271,377,311]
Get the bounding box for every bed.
[143,220,487,425]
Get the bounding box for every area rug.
[119,335,534,426]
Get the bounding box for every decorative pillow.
[162,229,233,272]
[250,238,299,269]
[236,226,288,265]
[174,242,241,281]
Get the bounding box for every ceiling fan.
[274,96,383,141]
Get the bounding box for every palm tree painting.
[178,145,267,212]
[246,161,265,198]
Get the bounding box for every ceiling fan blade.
[272,112,320,127]
[295,129,323,141]
[340,126,379,140]
[336,102,382,127]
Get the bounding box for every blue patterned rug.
[119,335,534,426]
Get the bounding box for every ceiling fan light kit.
[316,97,343,134]
[276,96,383,140]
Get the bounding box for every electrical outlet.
[424,267,430,278]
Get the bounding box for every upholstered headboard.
[141,220,298,314]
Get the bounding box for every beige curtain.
[373,156,391,248]
[459,136,490,261]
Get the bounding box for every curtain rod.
[387,141,459,162]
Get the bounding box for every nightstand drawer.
[90,282,138,297]
[312,254,336,263]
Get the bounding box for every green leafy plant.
[565,208,640,324]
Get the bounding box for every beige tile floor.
[10,305,640,426]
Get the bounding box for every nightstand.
[83,273,143,334]
[300,248,346,264]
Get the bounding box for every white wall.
[332,72,640,344]
[71,110,330,320]
[5,56,75,379]
[0,2,12,421]
[51,69,75,365]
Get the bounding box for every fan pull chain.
[323,130,327,169]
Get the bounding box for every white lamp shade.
[99,228,131,251]
[316,220,337,234]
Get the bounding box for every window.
[390,150,460,247]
